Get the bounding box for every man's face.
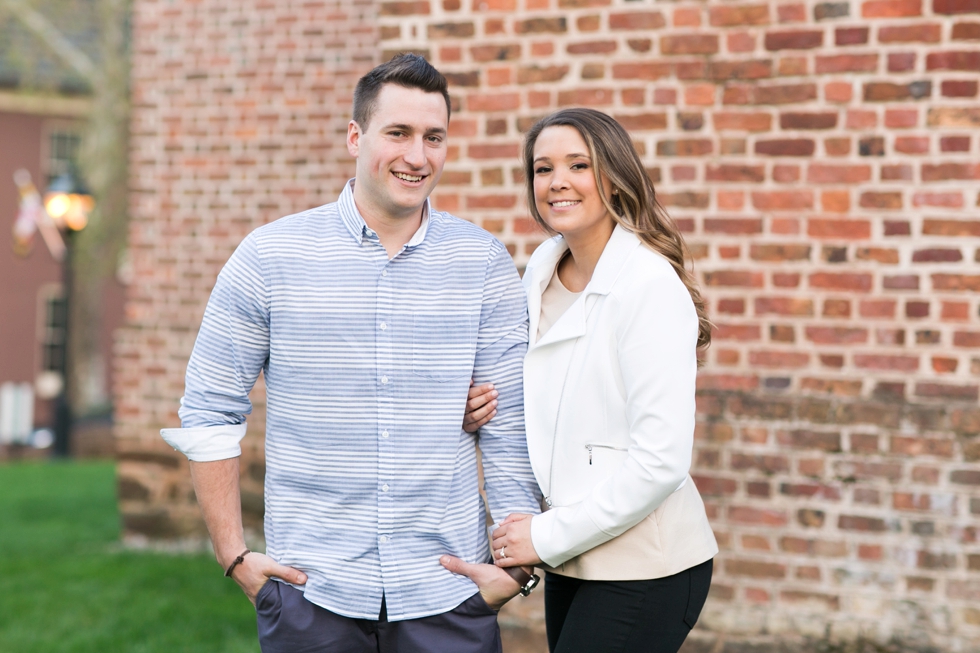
[347,84,449,222]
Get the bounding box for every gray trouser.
[256,581,502,653]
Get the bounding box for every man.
[161,54,541,652]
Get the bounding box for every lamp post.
[43,171,93,458]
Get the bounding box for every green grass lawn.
[0,461,260,653]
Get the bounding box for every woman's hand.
[491,513,543,567]
[439,555,521,610]
[463,381,498,433]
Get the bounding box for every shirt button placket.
[376,261,396,590]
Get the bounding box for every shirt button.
[381,269,388,277]
[380,322,387,331]
[381,375,389,384]
[380,535,389,544]
[382,484,389,492]
[382,430,389,438]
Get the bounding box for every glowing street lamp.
[44,172,93,233]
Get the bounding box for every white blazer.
[524,225,718,580]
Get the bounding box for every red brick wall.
[117,0,377,535]
[120,0,980,647]
[379,1,980,646]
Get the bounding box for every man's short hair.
[352,54,451,129]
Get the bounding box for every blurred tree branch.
[0,0,97,82]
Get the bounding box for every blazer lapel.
[533,294,589,348]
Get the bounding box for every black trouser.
[544,559,713,653]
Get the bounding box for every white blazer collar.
[525,224,641,349]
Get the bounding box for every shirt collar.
[338,178,431,248]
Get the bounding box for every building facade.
[0,0,123,460]
[0,94,82,448]
[119,0,980,648]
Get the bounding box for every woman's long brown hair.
[522,107,712,351]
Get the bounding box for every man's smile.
[393,171,426,183]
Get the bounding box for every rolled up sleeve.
[161,235,270,462]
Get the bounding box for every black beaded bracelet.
[224,549,251,577]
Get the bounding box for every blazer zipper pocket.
[585,443,628,465]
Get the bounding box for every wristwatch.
[504,566,541,596]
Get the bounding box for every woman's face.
[531,125,615,242]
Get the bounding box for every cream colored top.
[537,263,582,341]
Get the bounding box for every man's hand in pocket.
[228,552,308,605]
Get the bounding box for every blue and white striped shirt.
[167,181,541,621]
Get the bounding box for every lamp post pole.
[42,171,91,458]
[52,229,75,458]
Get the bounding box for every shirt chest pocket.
[413,312,478,382]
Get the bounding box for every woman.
[464,108,717,653]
